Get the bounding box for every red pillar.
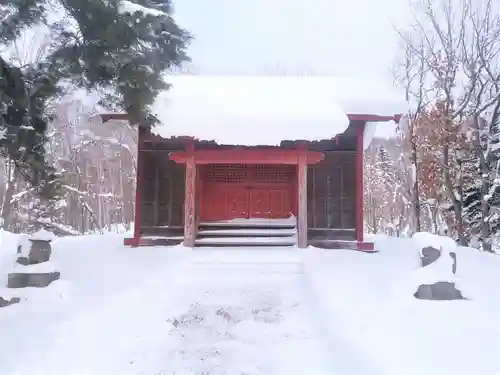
[183,142,197,247]
[131,126,145,246]
[356,122,365,244]
[297,147,308,248]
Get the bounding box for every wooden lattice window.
[204,164,248,183]
[253,164,295,183]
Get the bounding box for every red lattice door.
[200,164,248,221]
[199,164,296,221]
[248,164,295,219]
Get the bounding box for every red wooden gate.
[199,164,296,221]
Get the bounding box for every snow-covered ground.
[0,231,499,375]
[304,234,500,375]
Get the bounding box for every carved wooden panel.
[199,164,296,221]
[248,188,293,218]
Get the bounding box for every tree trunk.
[467,116,493,252]
[443,144,466,245]
[1,162,19,229]
[478,137,493,252]
[411,138,422,233]
[431,206,438,234]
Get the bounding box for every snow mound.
[29,229,56,242]
[412,231,457,255]
[0,232,190,374]
[0,230,22,285]
[304,233,500,375]
[16,234,30,258]
[404,232,460,290]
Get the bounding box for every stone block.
[7,272,60,289]
[414,281,465,300]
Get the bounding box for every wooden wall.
[139,151,185,236]
[137,121,361,243]
[137,150,358,240]
[307,151,357,241]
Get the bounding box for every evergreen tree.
[377,145,392,176]
[376,145,398,233]
[0,0,190,200]
[463,117,500,250]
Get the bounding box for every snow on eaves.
[150,76,407,146]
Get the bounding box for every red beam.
[183,141,197,247]
[124,237,136,246]
[297,147,308,248]
[170,149,324,165]
[356,123,364,243]
[309,240,376,252]
[347,114,401,123]
[131,127,145,247]
[100,112,402,125]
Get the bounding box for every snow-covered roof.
[147,76,407,146]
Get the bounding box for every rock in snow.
[19,239,52,265]
[0,296,20,308]
[414,281,465,301]
[415,241,464,301]
[7,272,61,289]
[8,230,59,289]
[420,246,442,267]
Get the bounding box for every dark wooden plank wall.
[307,151,357,241]
[140,151,185,236]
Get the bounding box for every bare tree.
[44,99,137,234]
[394,0,500,246]
[392,39,432,234]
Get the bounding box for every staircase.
[194,218,297,247]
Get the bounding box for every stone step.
[195,236,296,247]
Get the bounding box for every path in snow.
[150,251,331,375]
[30,249,376,375]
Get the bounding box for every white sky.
[172,0,411,79]
[172,0,411,137]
